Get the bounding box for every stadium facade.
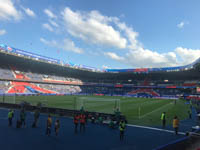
[0,44,200,98]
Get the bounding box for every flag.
[7,46,12,51]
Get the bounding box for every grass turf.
[1,95,190,126]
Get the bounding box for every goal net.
[14,94,49,107]
[0,94,16,104]
[75,97,120,114]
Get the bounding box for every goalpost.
[75,97,120,114]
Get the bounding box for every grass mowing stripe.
[139,102,173,119]
[121,99,168,112]
[123,100,172,119]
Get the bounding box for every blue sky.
[0,0,200,69]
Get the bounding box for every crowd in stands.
[0,66,199,96]
[0,80,81,94]
[0,66,83,94]
[26,72,43,81]
[0,67,14,79]
[39,84,81,94]
[0,67,82,85]
[0,81,10,94]
[23,71,82,85]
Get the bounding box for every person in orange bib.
[80,114,86,133]
[46,114,52,136]
[73,114,79,133]
[173,115,179,135]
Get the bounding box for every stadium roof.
[0,43,200,74]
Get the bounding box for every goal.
[1,94,16,104]
[75,97,120,114]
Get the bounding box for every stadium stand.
[0,44,199,97]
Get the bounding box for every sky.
[0,0,200,69]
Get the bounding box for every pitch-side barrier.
[0,102,122,120]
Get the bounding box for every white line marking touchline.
[127,124,186,135]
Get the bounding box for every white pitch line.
[127,124,185,135]
[139,102,172,119]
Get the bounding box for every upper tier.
[1,44,200,73]
[0,44,200,83]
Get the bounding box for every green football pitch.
[0,95,190,126]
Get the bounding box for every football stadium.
[2,0,200,149]
[0,44,200,150]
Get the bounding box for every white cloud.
[104,52,124,61]
[61,8,199,68]
[0,29,6,35]
[177,21,185,28]
[22,7,36,17]
[62,7,127,49]
[63,38,83,54]
[0,0,22,21]
[40,7,199,68]
[42,23,53,32]
[115,21,140,50]
[175,47,200,65]
[102,65,110,69]
[40,38,57,46]
[49,20,59,27]
[40,37,83,54]
[44,9,57,19]
[105,46,200,68]
[125,48,178,68]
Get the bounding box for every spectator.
[188,110,192,119]
[20,109,26,128]
[73,114,79,133]
[91,114,95,124]
[80,113,86,133]
[173,116,179,135]
[8,109,14,127]
[46,115,52,136]
[32,109,40,128]
[119,120,126,141]
[98,115,103,124]
[109,119,115,129]
[55,119,60,136]
[161,112,166,128]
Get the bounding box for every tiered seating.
[42,75,82,85]
[29,84,56,94]
[7,68,57,94]
[0,67,82,94]
[0,67,14,79]
[128,89,160,97]
[7,85,26,93]
[183,83,197,86]
[0,66,83,86]
[39,84,81,94]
